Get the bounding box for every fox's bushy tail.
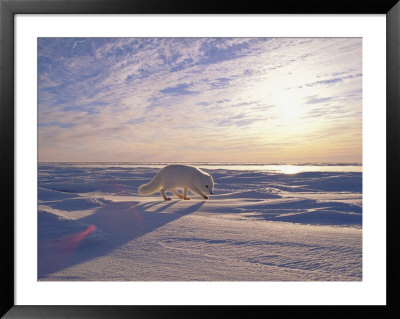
[138,173,162,195]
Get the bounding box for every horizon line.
[37,161,362,165]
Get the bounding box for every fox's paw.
[164,197,172,201]
[184,197,191,200]
[203,195,209,200]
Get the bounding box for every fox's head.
[201,174,214,195]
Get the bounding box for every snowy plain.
[38,163,362,281]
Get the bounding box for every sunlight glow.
[278,165,303,174]
[272,90,307,126]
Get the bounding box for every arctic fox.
[138,164,214,201]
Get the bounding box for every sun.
[272,91,305,125]
[249,77,308,127]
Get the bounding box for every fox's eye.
[205,185,209,188]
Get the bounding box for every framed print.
[1,0,399,318]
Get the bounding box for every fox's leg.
[160,188,171,201]
[182,188,190,200]
[192,187,208,200]
[172,189,184,199]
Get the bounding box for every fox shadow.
[38,200,205,279]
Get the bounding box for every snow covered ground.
[38,163,362,281]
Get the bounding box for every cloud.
[304,96,334,104]
[38,37,362,163]
[160,83,197,96]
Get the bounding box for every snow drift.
[38,163,362,281]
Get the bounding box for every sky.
[38,37,362,163]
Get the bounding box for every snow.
[38,163,362,281]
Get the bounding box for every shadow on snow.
[38,200,205,279]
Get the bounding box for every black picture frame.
[1,0,399,318]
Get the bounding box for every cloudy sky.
[38,37,362,163]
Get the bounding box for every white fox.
[138,164,214,201]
